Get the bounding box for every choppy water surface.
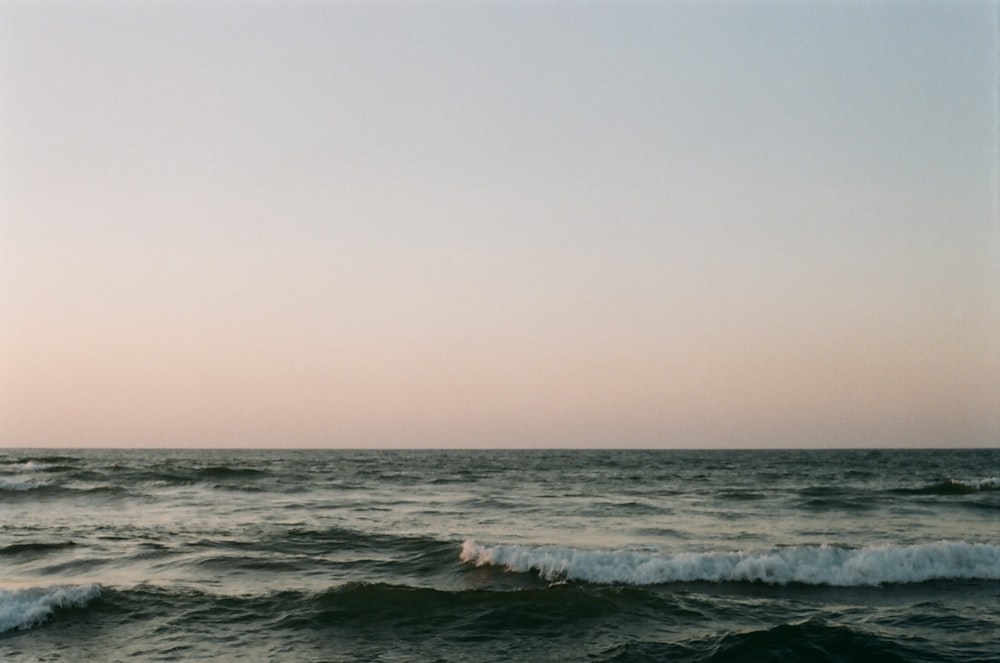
[1,448,998,661]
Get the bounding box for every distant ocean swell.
[460,540,1000,586]
[2,454,998,499]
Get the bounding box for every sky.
[1,1,997,449]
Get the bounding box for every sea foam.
[0,478,39,492]
[955,477,1000,491]
[0,584,101,632]
[460,540,1000,587]
[5,461,54,472]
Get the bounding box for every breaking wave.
[896,477,1000,495]
[0,584,101,633]
[0,478,40,492]
[460,540,1000,587]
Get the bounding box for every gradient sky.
[2,1,997,449]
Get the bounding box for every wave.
[0,478,40,492]
[9,455,79,466]
[0,541,76,557]
[5,581,993,662]
[0,584,101,633]
[896,477,1000,496]
[594,619,925,663]
[111,465,274,490]
[460,540,1000,587]
[4,461,57,473]
[195,466,269,480]
[0,482,125,498]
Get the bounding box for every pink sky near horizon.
[2,2,997,449]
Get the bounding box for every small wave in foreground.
[0,584,102,633]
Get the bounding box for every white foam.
[7,461,53,472]
[0,584,101,632]
[460,540,1000,587]
[0,478,38,492]
[955,477,1000,490]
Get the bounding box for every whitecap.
[6,461,54,473]
[956,477,1000,491]
[460,540,1000,587]
[0,478,39,492]
[0,584,101,632]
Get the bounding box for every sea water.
[1,448,997,661]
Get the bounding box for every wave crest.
[0,584,101,633]
[897,477,1000,495]
[0,478,40,492]
[459,540,1000,587]
[938,477,999,493]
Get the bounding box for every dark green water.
[2,449,998,661]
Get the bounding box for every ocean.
[1,448,997,662]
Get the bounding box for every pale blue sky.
[1,1,997,448]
